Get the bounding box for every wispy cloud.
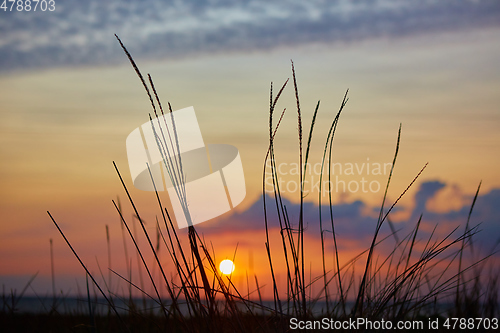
[1,0,499,72]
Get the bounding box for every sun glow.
[219,259,235,275]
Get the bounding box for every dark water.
[3,296,180,316]
[2,296,453,317]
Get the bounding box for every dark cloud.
[198,180,500,255]
[198,193,375,237]
[424,187,500,252]
[411,180,446,220]
[1,0,499,72]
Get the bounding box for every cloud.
[424,187,500,251]
[199,193,374,235]
[1,0,499,72]
[411,180,446,220]
[198,180,500,255]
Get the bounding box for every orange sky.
[1,17,500,300]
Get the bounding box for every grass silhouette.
[1,37,499,332]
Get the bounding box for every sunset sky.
[1,0,500,299]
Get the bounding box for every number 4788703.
[1,0,56,12]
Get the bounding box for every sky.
[1,0,500,300]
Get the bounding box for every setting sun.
[219,259,235,275]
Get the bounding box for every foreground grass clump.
[1,312,289,333]
[2,37,498,332]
